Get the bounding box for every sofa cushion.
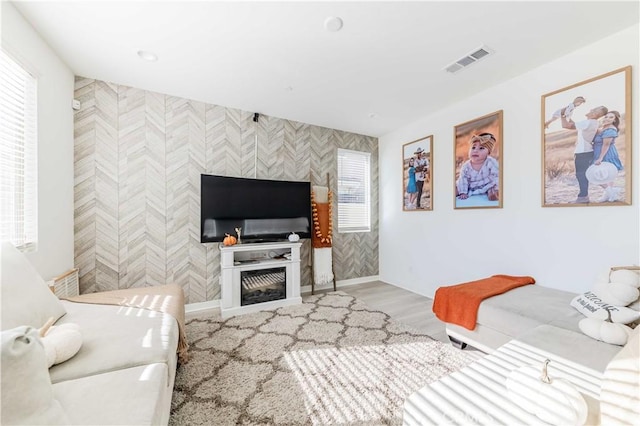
[53,363,170,425]
[476,285,579,337]
[49,301,178,384]
[1,326,69,425]
[0,241,66,330]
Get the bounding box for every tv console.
[242,238,286,244]
[219,241,302,318]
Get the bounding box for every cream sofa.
[1,242,179,425]
[444,285,625,370]
[403,284,639,425]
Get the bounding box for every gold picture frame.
[402,135,433,211]
[453,110,503,209]
[542,66,632,207]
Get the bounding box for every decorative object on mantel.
[234,227,242,244]
[223,234,237,246]
[310,175,336,294]
[288,232,300,242]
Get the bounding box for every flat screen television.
[201,174,311,243]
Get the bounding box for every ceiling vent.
[444,45,493,74]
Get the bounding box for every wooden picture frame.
[542,66,632,207]
[402,135,433,211]
[454,110,503,209]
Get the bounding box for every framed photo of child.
[541,66,632,207]
[453,110,503,209]
[402,135,433,211]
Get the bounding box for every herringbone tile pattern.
[74,78,97,295]
[74,77,379,302]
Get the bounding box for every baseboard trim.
[186,275,380,312]
[300,275,380,294]
[185,299,220,314]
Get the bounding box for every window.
[0,49,38,250]
[337,148,370,233]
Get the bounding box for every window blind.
[337,148,370,233]
[0,49,38,250]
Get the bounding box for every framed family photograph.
[454,110,503,209]
[402,135,433,211]
[542,66,632,207]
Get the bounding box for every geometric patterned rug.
[169,291,479,425]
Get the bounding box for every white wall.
[1,2,75,279]
[379,25,640,297]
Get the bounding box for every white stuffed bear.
[592,281,639,307]
[592,266,640,307]
[38,317,83,368]
[579,317,633,346]
[610,269,640,288]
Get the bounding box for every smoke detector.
[444,45,493,74]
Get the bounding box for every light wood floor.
[315,280,450,344]
[188,281,451,344]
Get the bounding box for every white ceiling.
[11,1,640,137]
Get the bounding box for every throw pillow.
[1,326,69,425]
[1,242,67,331]
[578,317,632,346]
[570,292,640,324]
[39,320,83,368]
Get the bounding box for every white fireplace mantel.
[219,241,302,318]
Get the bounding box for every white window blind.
[0,49,38,250]
[337,148,370,233]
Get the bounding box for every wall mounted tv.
[200,174,311,243]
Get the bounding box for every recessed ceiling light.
[324,16,343,32]
[137,50,158,62]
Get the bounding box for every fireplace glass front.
[241,267,286,306]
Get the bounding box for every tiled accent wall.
[73,77,379,303]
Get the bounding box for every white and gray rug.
[170,291,478,425]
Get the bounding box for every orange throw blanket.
[432,275,535,330]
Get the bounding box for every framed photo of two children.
[542,66,632,207]
[402,135,433,211]
[454,110,503,209]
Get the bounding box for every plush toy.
[38,317,83,368]
[579,310,633,346]
[591,281,639,307]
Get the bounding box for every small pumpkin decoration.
[288,232,300,242]
[223,234,237,246]
[579,309,632,346]
[506,359,588,425]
